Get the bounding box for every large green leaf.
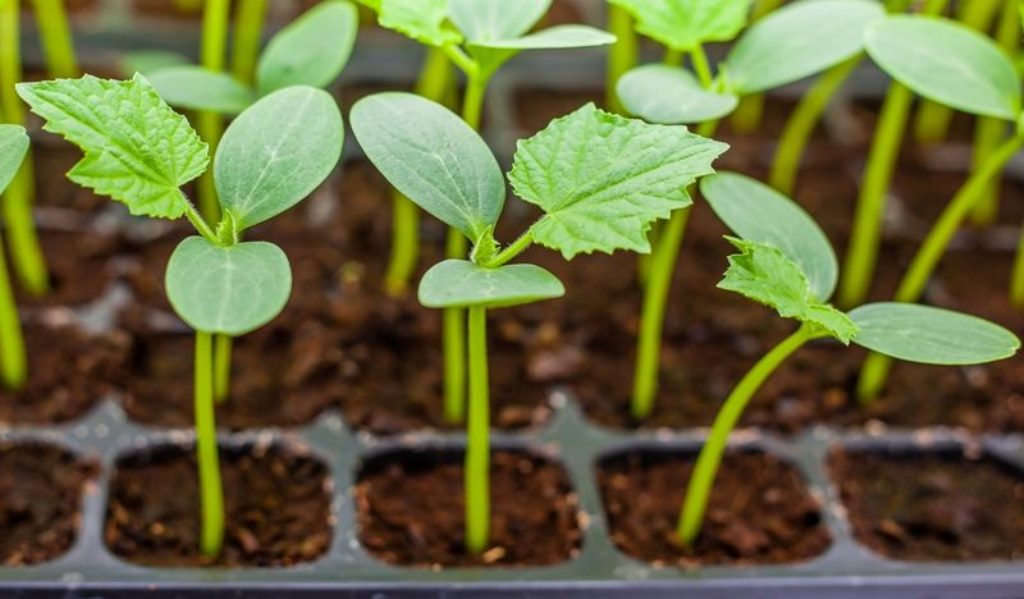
[719,238,857,343]
[449,0,549,41]
[609,0,752,51]
[701,172,838,302]
[418,259,564,309]
[378,0,461,46]
[146,65,256,114]
[724,0,884,95]
[16,74,208,219]
[214,86,343,232]
[617,65,739,124]
[509,103,728,259]
[165,237,292,335]
[865,15,1021,120]
[0,125,29,195]
[350,92,505,241]
[256,0,358,96]
[850,303,1020,364]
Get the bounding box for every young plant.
[359,0,615,424]
[351,92,727,554]
[613,0,884,420]
[678,171,1020,545]
[0,125,29,389]
[17,75,343,557]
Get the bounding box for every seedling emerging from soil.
[360,0,615,425]
[17,75,343,557]
[613,0,884,421]
[351,92,727,554]
[679,171,1020,545]
[0,125,29,389]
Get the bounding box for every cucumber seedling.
[351,92,727,554]
[613,0,884,421]
[678,171,1020,546]
[0,125,29,389]
[17,75,343,557]
[359,0,615,425]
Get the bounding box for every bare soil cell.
[355,449,581,567]
[830,448,1024,561]
[597,450,830,566]
[15,229,119,308]
[104,443,332,567]
[0,443,97,566]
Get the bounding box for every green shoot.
[351,93,726,554]
[0,125,29,389]
[231,0,269,84]
[606,3,638,114]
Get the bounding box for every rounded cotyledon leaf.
[165,237,292,336]
[146,65,256,114]
[418,259,565,309]
[849,302,1020,365]
[617,64,739,124]
[0,125,29,195]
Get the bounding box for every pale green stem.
[197,0,229,224]
[213,333,232,403]
[194,331,225,557]
[230,0,268,85]
[605,3,637,114]
[730,0,784,134]
[465,305,490,554]
[0,227,25,389]
[30,0,78,78]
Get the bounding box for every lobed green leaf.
[378,0,462,47]
[0,125,29,196]
[609,0,752,51]
[418,259,564,309]
[146,65,256,114]
[617,64,739,124]
[16,74,208,220]
[509,103,728,259]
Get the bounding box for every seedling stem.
[31,0,78,78]
[194,330,225,558]
[198,0,228,224]
[606,4,638,114]
[465,304,490,553]
[231,0,269,84]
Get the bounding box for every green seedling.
[678,171,1020,545]
[613,0,884,421]
[17,75,343,557]
[360,0,615,425]
[351,92,726,554]
[0,125,28,389]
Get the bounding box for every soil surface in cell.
[356,450,581,567]
[105,444,331,567]
[830,449,1024,561]
[597,450,830,566]
[0,443,97,566]
[14,229,119,308]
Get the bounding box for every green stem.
[194,331,225,557]
[631,207,690,419]
[213,333,232,403]
[182,191,219,244]
[0,228,25,390]
[464,305,490,554]
[605,3,637,114]
[30,0,78,78]
[770,55,860,195]
[197,0,229,224]
[678,325,816,544]
[857,131,1024,403]
[484,230,534,268]
[663,48,683,67]
[729,0,783,134]
[230,0,268,85]
[689,44,713,89]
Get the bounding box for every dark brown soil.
[31,136,107,213]
[105,443,332,567]
[0,323,129,424]
[830,448,1024,561]
[356,449,581,567]
[15,229,119,307]
[598,450,830,566]
[0,443,97,566]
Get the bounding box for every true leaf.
[865,15,1021,120]
[146,65,256,114]
[214,86,343,231]
[256,0,358,96]
[509,103,728,259]
[418,259,564,309]
[0,125,29,195]
[16,74,208,219]
[724,0,884,95]
[701,171,838,301]
[849,303,1020,365]
[719,238,857,343]
[378,0,462,47]
[617,64,739,124]
[449,0,549,41]
[165,237,292,336]
[609,0,752,51]
[350,92,505,241]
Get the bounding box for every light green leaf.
[350,92,505,241]
[469,25,617,78]
[865,15,1021,120]
[121,50,189,76]
[16,74,208,220]
[617,65,739,124]
[449,0,549,41]
[724,0,884,95]
[256,0,358,96]
[0,125,29,195]
[719,238,857,343]
[850,303,1020,364]
[509,103,728,259]
[609,0,752,51]
[378,0,462,47]
[146,66,256,114]
[214,86,343,231]
[418,259,564,309]
[165,237,292,336]
[701,171,837,302]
